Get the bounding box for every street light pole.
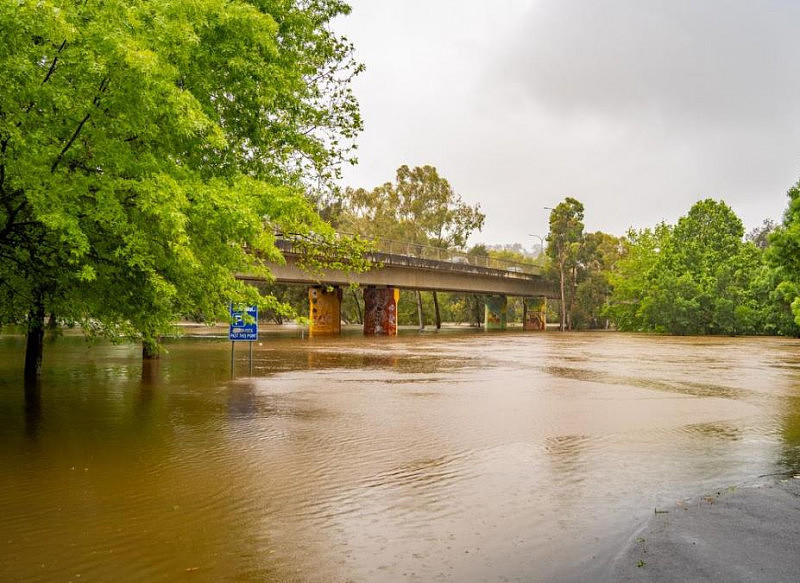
[542,204,566,331]
[528,234,544,258]
[531,206,554,258]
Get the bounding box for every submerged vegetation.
[549,188,800,336]
[0,0,367,379]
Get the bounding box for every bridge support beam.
[363,287,400,336]
[484,295,508,330]
[523,296,547,331]
[309,286,342,336]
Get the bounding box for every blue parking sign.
[229,304,258,341]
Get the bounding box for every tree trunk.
[472,295,483,327]
[351,288,363,325]
[432,291,441,329]
[142,336,161,360]
[24,301,46,383]
[141,358,160,385]
[24,378,42,438]
[559,261,566,332]
[416,290,425,330]
[567,264,578,331]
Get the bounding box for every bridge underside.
[238,252,555,336]
[243,252,557,298]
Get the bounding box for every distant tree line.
[268,165,800,338]
[546,184,800,336]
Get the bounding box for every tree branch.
[0,199,29,245]
[0,276,33,304]
[51,77,109,174]
[13,40,70,123]
[51,112,91,173]
[0,137,7,192]
[42,39,67,86]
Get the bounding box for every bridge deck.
[245,243,557,297]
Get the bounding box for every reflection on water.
[23,382,42,441]
[544,364,754,401]
[0,331,799,582]
[781,401,800,472]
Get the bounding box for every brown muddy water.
[1,329,799,582]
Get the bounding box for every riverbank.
[601,475,800,582]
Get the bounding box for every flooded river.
[1,330,799,582]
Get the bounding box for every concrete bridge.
[240,237,556,336]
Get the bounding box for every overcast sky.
[333,0,800,250]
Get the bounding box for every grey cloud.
[497,0,800,127]
[337,0,800,244]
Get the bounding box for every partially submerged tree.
[0,1,364,381]
[767,180,800,329]
[571,231,623,329]
[546,197,584,331]
[604,223,671,331]
[607,199,766,335]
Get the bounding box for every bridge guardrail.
[275,233,544,278]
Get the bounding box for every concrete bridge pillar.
[523,297,547,331]
[309,286,342,336]
[363,287,400,336]
[484,295,508,330]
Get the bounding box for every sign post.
[229,304,258,377]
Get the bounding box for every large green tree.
[0,0,363,381]
[608,199,764,335]
[571,231,623,329]
[340,165,484,248]
[604,223,671,331]
[340,165,485,328]
[767,179,800,330]
[546,197,584,331]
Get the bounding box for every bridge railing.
[276,233,544,277]
[375,238,543,276]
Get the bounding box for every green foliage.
[746,218,777,250]
[767,180,800,329]
[338,164,485,327]
[339,165,485,248]
[0,0,364,366]
[607,199,789,335]
[539,200,623,330]
[257,283,308,324]
[546,197,585,330]
[547,198,585,262]
[571,231,623,329]
[489,248,527,264]
[605,224,670,331]
[389,290,489,328]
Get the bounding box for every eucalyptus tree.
[747,218,777,250]
[546,197,585,331]
[342,165,484,247]
[341,165,485,328]
[0,0,364,381]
